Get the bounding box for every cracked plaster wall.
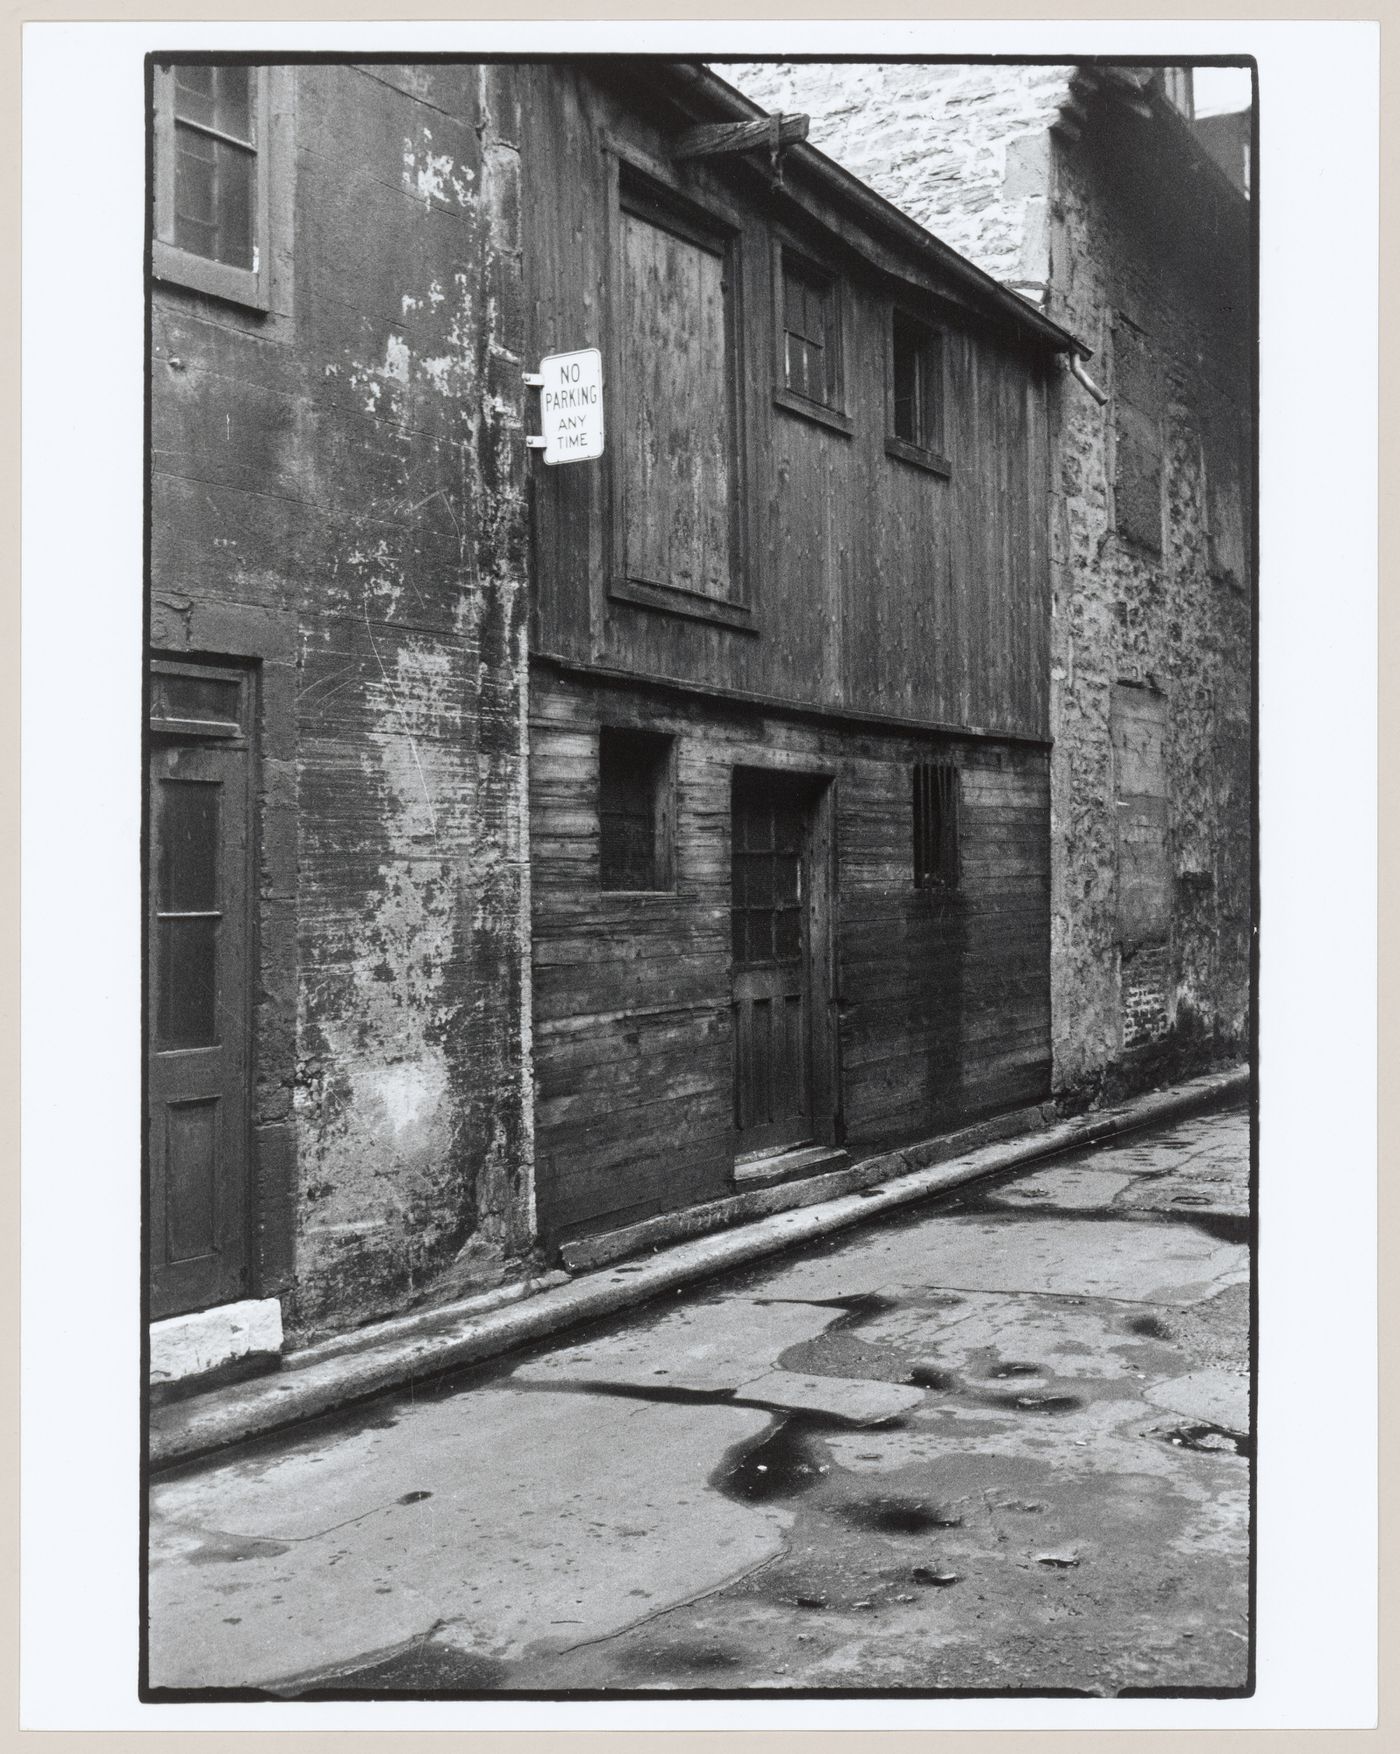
[151,63,534,1342]
[729,62,1253,1098]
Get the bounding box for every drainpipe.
[1069,351,1109,406]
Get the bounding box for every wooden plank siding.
[519,63,1054,740]
[530,674,1050,1247]
[521,64,1056,1249]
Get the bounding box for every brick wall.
[150,63,535,1341]
[728,62,1253,1099]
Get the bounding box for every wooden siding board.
[523,69,1052,742]
[531,673,1050,1240]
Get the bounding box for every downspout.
[1069,351,1109,406]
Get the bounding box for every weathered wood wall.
[149,63,534,1338]
[531,672,1050,1246]
[519,63,1053,740]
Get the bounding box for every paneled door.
[147,661,253,1319]
[730,770,816,1157]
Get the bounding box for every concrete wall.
[150,62,535,1342]
[730,61,1253,1101]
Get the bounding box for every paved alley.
[147,1101,1251,1698]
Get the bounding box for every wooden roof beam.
[671,113,810,162]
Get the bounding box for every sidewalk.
[150,1064,1249,1468]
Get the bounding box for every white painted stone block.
[149,1298,284,1385]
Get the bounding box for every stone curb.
[149,1064,1249,1469]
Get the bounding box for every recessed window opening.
[172,65,257,268]
[782,253,838,407]
[599,727,675,892]
[153,63,269,309]
[892,312,943,452]
[913,760,960,890]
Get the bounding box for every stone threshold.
[148,1063,1249,1470]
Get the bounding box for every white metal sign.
[536,347,604,465]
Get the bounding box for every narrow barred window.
[912,760,959,890]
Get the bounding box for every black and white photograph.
[16,17,1379,1735]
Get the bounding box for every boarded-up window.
[1111,684,1170,948]
[619,190,734,602]
[1113,317,1163,554]
[1202,385,1249,587]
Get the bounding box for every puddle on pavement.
[977,1391,1085,1414]
[1128,1314,1174,1340]
[833,1495,964,1535]
[908,1365,959,1391]
[1158,1422,1253,1459]
[755,1292,903,1327]
[397,1490,432,1505]
[713,1413,834,1503]
[930,1182,1250,1250]
[187,1533,292,1565]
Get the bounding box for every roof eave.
[661,60,1091,359]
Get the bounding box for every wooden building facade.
[145,57,1087,1376]
[521,63,1080,1250]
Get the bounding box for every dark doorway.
[147,660,254,1319]
[730,768,834,1159]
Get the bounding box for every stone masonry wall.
[151,63,534,1342]
[728,62,1253,1100]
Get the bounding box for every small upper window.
[779,251,843,414]
[888,310,949,473]
[912,760,959,891]
[153,62,269,310]
[599,727,675,892]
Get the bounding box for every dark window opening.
[891,311,944,455]
[913,760,960,891]
[782,253,839,407]
[599,728,675,892]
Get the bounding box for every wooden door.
[147,663,252,1319]
[731,771,815,1156]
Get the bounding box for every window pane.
[157,780,219,911]
[893,315,939,449]
[174,123,254,268]
[153,671,241,728]
[157,916,219,1048]
[175,64,252,142]
[774,907,801,961]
